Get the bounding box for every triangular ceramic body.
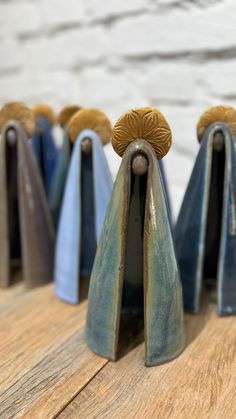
[158,159,172,224]
[48,131,71,228]
[32,116,58,196]
[175,123,236,315]
[0,121,55,287]
[54,129,113,304]
[86,139,184,366]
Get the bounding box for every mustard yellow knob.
[32,103,57,125]
[112,107,172,159]
[0,101,35,138]
[58,104,82,128]
[197,105,236,142]
[68,108,112,145]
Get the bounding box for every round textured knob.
[0,101,35,138]
[112,107,172,159]
[58,104,82,128]
[197,105,236,142]
[68,108,112,145]
[32,104,56,125]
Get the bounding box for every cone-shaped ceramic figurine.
[175,105,236,315]
[0,102,55,288]
[158,159,172,223]
[86,107,185,366]
[32,104,58,195]
[49,104,82,227]
[54,108,113,304]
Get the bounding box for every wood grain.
[0,284,108,419]
[0,271,23,308]
[60,292,236,419]
[2,285,236,418]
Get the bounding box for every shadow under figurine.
[0,102,55,288]
[54,108,113,304]
[86,107,185,366]
[175,105,236,315]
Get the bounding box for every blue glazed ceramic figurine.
[175,105,236,315]
[49,104,82,227]
[0,102,55,288]
[32,104,58,196]
[86,107,185,366]
[54,108,113,304]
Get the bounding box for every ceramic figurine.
[86,107,185,366]
[32,104,58,195]
[158,159,172,223]
[0,102,55,288]
[49,104,82,227]
[175,105,236,315]
[54,108,113,304]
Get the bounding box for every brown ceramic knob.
[112,107,172,159]
[0,102,35,138]
[58,104,82,128]
[197,105,236,143]
[68,108,112,145]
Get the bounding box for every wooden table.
[1,283,236,419]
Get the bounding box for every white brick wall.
[0,0,236,217]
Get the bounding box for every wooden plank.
[60,293,236,419]
[0,284,108,419]
[0,270,24,308]
[210,358,236,419]
[0,282,24,306]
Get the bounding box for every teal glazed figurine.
[175,105,236,315]
[54,108,113,304]
[86,107,185,366]
[158,159,172,223]
[0,102,55,288]
[49,104,82,227]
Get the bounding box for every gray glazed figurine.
[175,105,236,315]
[0,102,55,288]
[86,107,185,366]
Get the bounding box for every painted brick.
[110,3,236,57]
[0,1,41,35]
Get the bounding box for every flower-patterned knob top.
[68,108,112,145]
[112,107,172,159]
[58,104,82,128]
[0,101,35,138]
[197,105,236,142]
[33,104,57,125]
